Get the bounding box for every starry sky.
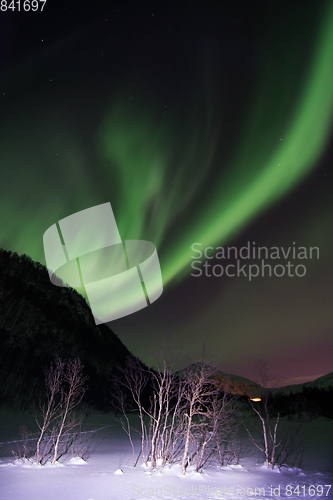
[1,0,333,386]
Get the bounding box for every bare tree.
[159,372,186,466]
[145,360,172,470]
[274,417,304,470]
[33,358,88,465]
[180,362,223,475]
[51,359,87,464]
[112,355,241,474]
[246,400,281,469]
[111,376,136,466]
[11,426,35,462]
[245,361,281,469]
[111,356,150,467]
[112,356,186,470]
[35,359,64,465]
[142,359,187,470]
[197,384,241,470]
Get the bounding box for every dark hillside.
[0,250,143,410]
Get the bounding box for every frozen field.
[0,410,332,500]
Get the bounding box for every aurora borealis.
[1,0,333,385]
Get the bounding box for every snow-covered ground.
[0,410,332,500]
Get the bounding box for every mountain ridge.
[270,371,333,394]
[0,249,143,410]
[177,363,333,399]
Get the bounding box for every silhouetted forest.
[266,386,333,420]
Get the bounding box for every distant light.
[250,398,261,402]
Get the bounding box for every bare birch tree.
[246,399,281,469]
[111,375,136,466]
[34,358,88,465]
[142,360,187,470]
[111,356,150,467]
[35,359,64,465]
[51,359,87,464]
[245,361,281,469]
[180,363,223,475]
[112,356,241,474]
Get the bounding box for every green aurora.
[100,1,333,287]
[1,1,333,381]
[1,2,333,289]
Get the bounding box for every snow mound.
[68,457,87,465]
[114,468,124,475]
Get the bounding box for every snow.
[0,410,332,500]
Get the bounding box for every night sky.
[1,0,333,385]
